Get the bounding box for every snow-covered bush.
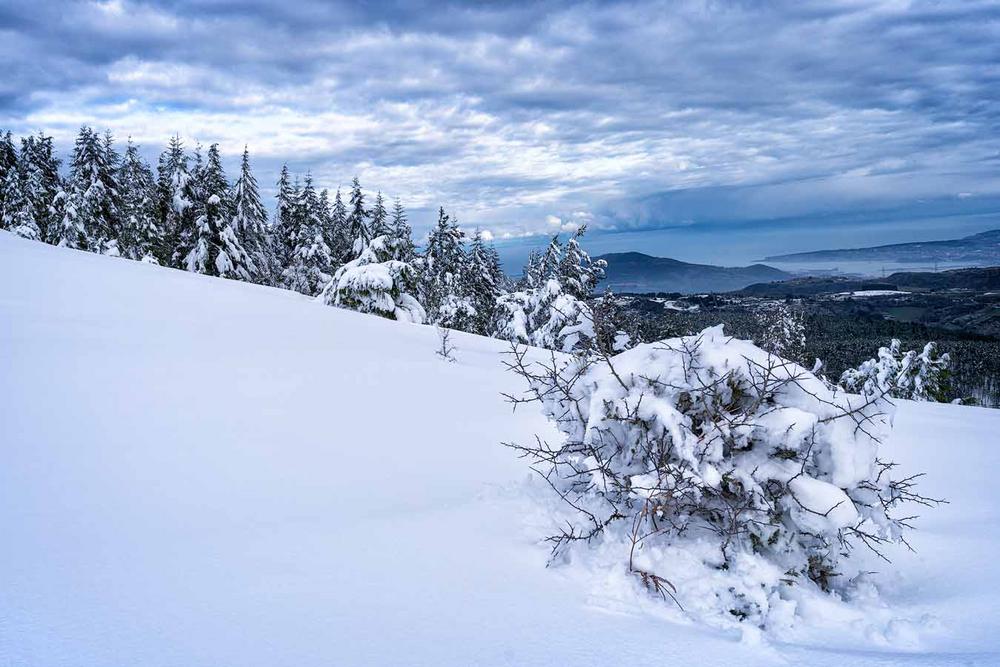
[320,235,425,323]
[494,279,595,353]
[505,326,937,628]
[841,339,951,402]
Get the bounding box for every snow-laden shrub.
[841,339,951,402]
[320,235,425,323]
[505,326,937,628]
[494,279,595,353]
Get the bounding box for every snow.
[2,231,1000,665]
[787,476,860,532]
[832,290,910,299]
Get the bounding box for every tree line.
[0,127,621,349]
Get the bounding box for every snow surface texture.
[2,231,999,666]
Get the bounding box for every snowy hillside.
[2,231,999,666]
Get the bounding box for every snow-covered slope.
[2,231,999,666]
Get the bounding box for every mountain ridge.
[762,228,1000,264]
[596,251,789,294]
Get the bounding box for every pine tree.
[493,280,595,353]
[465,231,505,334]
[539,234,562,282]
[271,164,295,270]
[117,138,160,262]
[56,127,121,252]
[320,234,425,323]
[157,135,195,266]
[2,157,40,240]
[13,133,62,243]
[318,187,333,253]
[388,197,415,262]
[180,143,236,276]
[591,289,642,354]
[230,147,272,284]
[841,339,951,402]
[327,187,352,265]
[558,226,606,299]
[100,130,124,255]
[422,207,474,329]
[0,131,17,230]
[370,190,389,238]
[282,173,332,295]
[347,176,369,257]
[520,249,543,288]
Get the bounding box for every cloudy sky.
[2,0,999,264]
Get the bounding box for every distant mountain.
[738,266,1000,297]
[596,252,790,294]
[763,229,1000,264]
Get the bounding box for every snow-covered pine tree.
[282,173,332,295]
[494,229,608,352]
[494,279,595,353]
[56,127,122,253]
[206,144,252,280]
[370,190,389,238]
[117,138,161,262]
[0,131,17,230]
[388,197,415,262]
[538,234,563,282]
[841,339,951,402]
[13,133,62,243]
[100,130,124,255]
[421,207,475,330]
[904,342,952,402]
[558,225,606,299]
[230,147,272,284]
[1,155,40,240]
[592,289,642,354]
[346,176,369,257]
[518,249,541,288]
[271,164,296,271]
[465,231,505,335]
[320,233,425,323]
[326,187,352,266]
[176,143,233,275]
[318,187,333,260]
[157,136,195,266]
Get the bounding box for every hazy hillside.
[739,266,1000,297]
[597,251,789,293]
[764,229,1000,265]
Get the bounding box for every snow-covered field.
[2,231,999,666]
[832,290,911,299]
